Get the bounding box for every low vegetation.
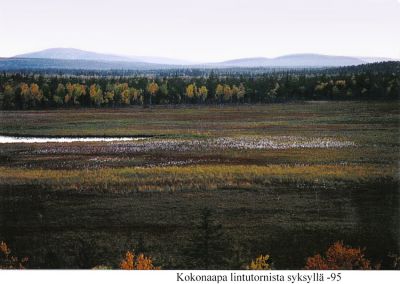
[0,164,394,192]
[0,102,398,269]
[0,241,28,269]
[120,251,160,270]
[247,255,272,270]
[305,241,371,270]
[0,239,379,270]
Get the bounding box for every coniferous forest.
[1,61,399,110]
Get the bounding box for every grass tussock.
[0,164,395,192]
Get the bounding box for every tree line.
[0,62,399,109]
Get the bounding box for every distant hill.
[2,48,397,71]
[13,48,195,65]
[15,48,133,62]
[218,54,366,67]
[0,58,165,71]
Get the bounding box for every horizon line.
[3,47,398,63]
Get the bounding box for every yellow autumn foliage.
[0,163,394,192]
[120,251,160,270]
[247,255,271,270]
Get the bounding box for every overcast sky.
[0,0,399,61]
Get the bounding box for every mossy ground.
[0,101,398,268]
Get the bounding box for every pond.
[0,135,146,143]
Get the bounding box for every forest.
[0,61,399,109]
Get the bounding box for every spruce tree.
[184,208,229,269]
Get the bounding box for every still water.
[0,135,145,143]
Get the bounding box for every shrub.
[0,241,28,269]
[305,241,371,270]
[247,255,272,270]
[120,251,160,270]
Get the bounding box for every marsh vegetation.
[0,102,398,269]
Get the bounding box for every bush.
[305,241,371,270]
[0,241,28,269]
[120,251,160,270]
[247,255,272,270]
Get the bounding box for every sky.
[0,0,399,62]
